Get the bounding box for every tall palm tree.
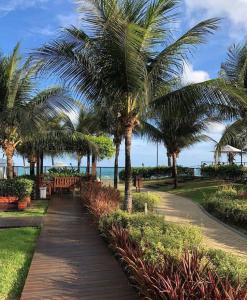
[141,104,210,188]
[0,44,75,178]
[34,0,234,211]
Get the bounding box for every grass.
[0,227,40,300]
[0,200,48,218]
[144,179,228,204]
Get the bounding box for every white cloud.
[0,0,48,16]
[182,63,210,84]
[207,122,226,135]
[57,13,80,27]
[29,26,55,36]
[184,0,247,36]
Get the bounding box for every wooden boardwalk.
[21,195,137,300]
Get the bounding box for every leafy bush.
[48,167,83,177]
[202,165,247,180]
[203,185,247,230]
[119,166,194,180]
[81,182,120,219]
[206,249,247,286]
[0,178,34,200]
[132,192,160,212]
[99,211,203,261]
[108,225,247,299]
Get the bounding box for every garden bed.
[81,182,247,298]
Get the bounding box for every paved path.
[0,216,42,228]
[147,189,247,259]
[21,195,137,300]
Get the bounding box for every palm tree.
[0,44,75,178]
[34,0,232,211]
[141,104,210,188]
[216,42,247,151]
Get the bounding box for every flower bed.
[81,183,247,297]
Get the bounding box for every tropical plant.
[34,0,238,211]
[0,44,74,178]
[217,42,247,151]
[141,104,211,188]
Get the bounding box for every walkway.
[149,190,247,259]
[21,195,137,300]
[0,216,42,228]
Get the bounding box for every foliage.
[0,228,39,300]
[48,167,83,177]
[202,165,247,179]
[119,166,194,180]
[99,211,203,261]
[0,178,34,200]
[206,248,247,286]
[81,182,120,219]
[87,135,114,160]
[108,226,247,299]
[131,192,160,212]
[202,185,247,230]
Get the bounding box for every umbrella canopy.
[220,145,242,153]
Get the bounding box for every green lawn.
[0,200,48,218]
[0,227,40,300]
[144,179,226,204]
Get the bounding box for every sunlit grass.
[0,200,48,218]
[0,227,39,299]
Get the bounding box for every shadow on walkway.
[21,194,137,300]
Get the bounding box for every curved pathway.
[146,189,247,259]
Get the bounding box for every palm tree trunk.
[86,151,90,176]
[92,153,97,178]
[36,152,40,177]
[114,141,120,189]
[30,161,35,176]
[172,153,178,189]
[51,155,55,166]
[124,125,133,212]
[77,155,82,172]
[40,151,44,175]
[23,156,27,175]
[2,141,15,179]
[167,153,171,167]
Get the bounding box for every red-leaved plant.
[108,226,247,300]
[81,182,120,219]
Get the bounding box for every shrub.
[206,249,247,286]
[108,225,247,299]
[81,182,120,219]
[48,167,83,177]
[202,165,247,180]
[121,192,160,212]
[203,185,247,230]
[99,211,203,261]
[119,166,194,180]
[0,178,34,200]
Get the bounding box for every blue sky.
[0,0,246,167]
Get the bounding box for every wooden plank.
[21,194,138,300]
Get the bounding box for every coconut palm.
[0,44,75,178]
[141,103,211,188]
[34,0,236,211]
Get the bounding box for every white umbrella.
[54,162,67,168]
[220,145,242,153]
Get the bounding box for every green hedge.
[201,165,247,179]
[202,186,247,231]
[119,166,194,180]
[0,178,34,200]
[99,211,203,261]
[48,167,83,177]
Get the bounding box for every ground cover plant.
[119,192,160,212]
[202,185,247,234]
[0,227,39,300]
[82,182,247,298]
